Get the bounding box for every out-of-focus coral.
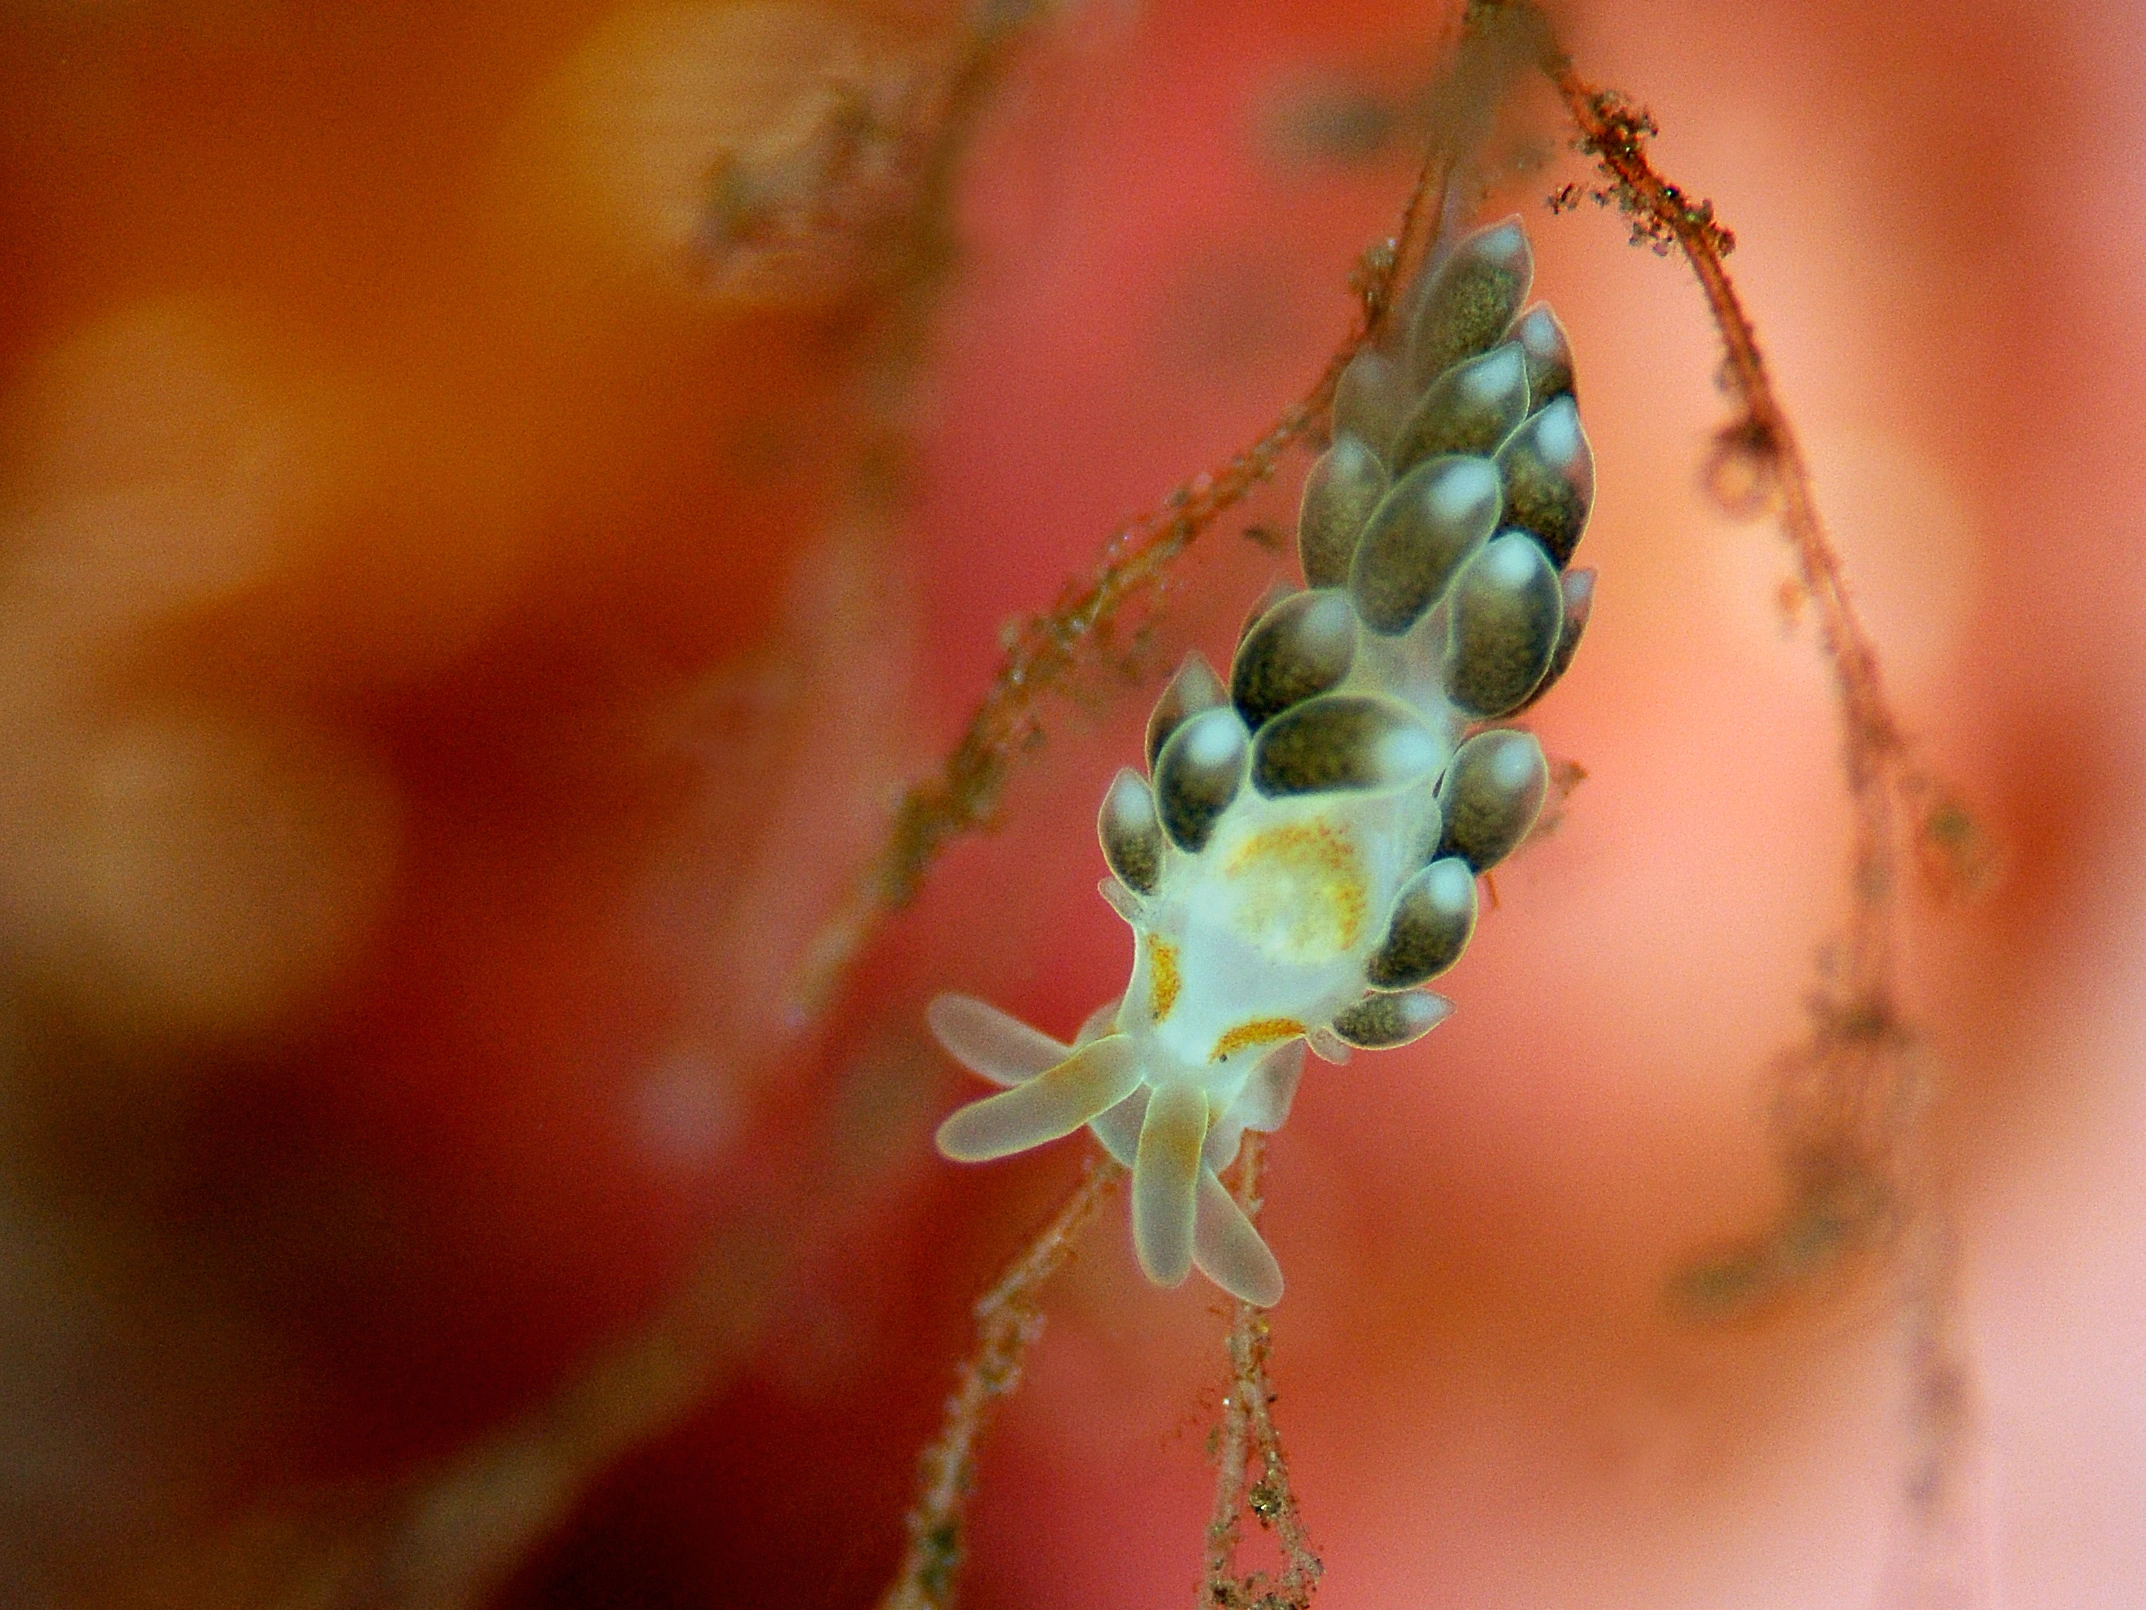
[0,1,956,1602]
[1,305,399,1038]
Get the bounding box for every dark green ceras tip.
[1231,589,1357,730]
[1435,728,1549,873]
[1154,705,1248,853]
[1496,395,1595,569]
[1097,767,1164,896]
[1364,856,1478,989]
[1250,694,1439,798]
[1332,348,1411,461]
[1348,455,1502,636]
[1444,531,1564,719]
[1297,433,1389,589]
[1515,567,1595,715]
[1145,650,1227,770]
[1511,304,1576,408]
[1407,218,1533,391]
[1391,342,1530,472]
[1330,989,1453,1050]
[1237,579,1301,646]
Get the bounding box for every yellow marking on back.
[1211,1017,1307,1061]
[1219,819,1368,958]
[1148,937,1181,1022]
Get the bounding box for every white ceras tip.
[1431,455,1502,521]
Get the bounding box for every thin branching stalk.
[1547,45,1905,957]
[1515,0,1930,1293]
[878,1152,1126,1610]
[1517,8,1984,1600]
[1204,1133,1321,1610]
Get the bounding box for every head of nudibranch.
[930,217,1595,1307]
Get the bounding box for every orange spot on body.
[1148,937,1181,1022]
[1210,1017,1306,1060]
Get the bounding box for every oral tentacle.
[934,1035,1144,1162]
[926,993,1072,1089]
[1087,1085,1147,1168]
[1192,1166,1283,1308]
[1232,1040,1307,1134]
[1132,1081,1208,1286]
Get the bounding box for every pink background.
[0,1,2140,1605]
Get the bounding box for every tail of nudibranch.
[931,216,1595,1307]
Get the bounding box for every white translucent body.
[931,214,1587,1309]
[933,614,1474,1307]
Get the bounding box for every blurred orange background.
[1,1,2141,1607]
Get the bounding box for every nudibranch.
[930,216,1595,1307]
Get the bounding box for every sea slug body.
[930,217,1596,1307]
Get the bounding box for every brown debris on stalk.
[1508,6,1984,1602]
[878,1153,1126,1610]
[1204,1134,1323,1610]
[1525,10,1931,1302]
